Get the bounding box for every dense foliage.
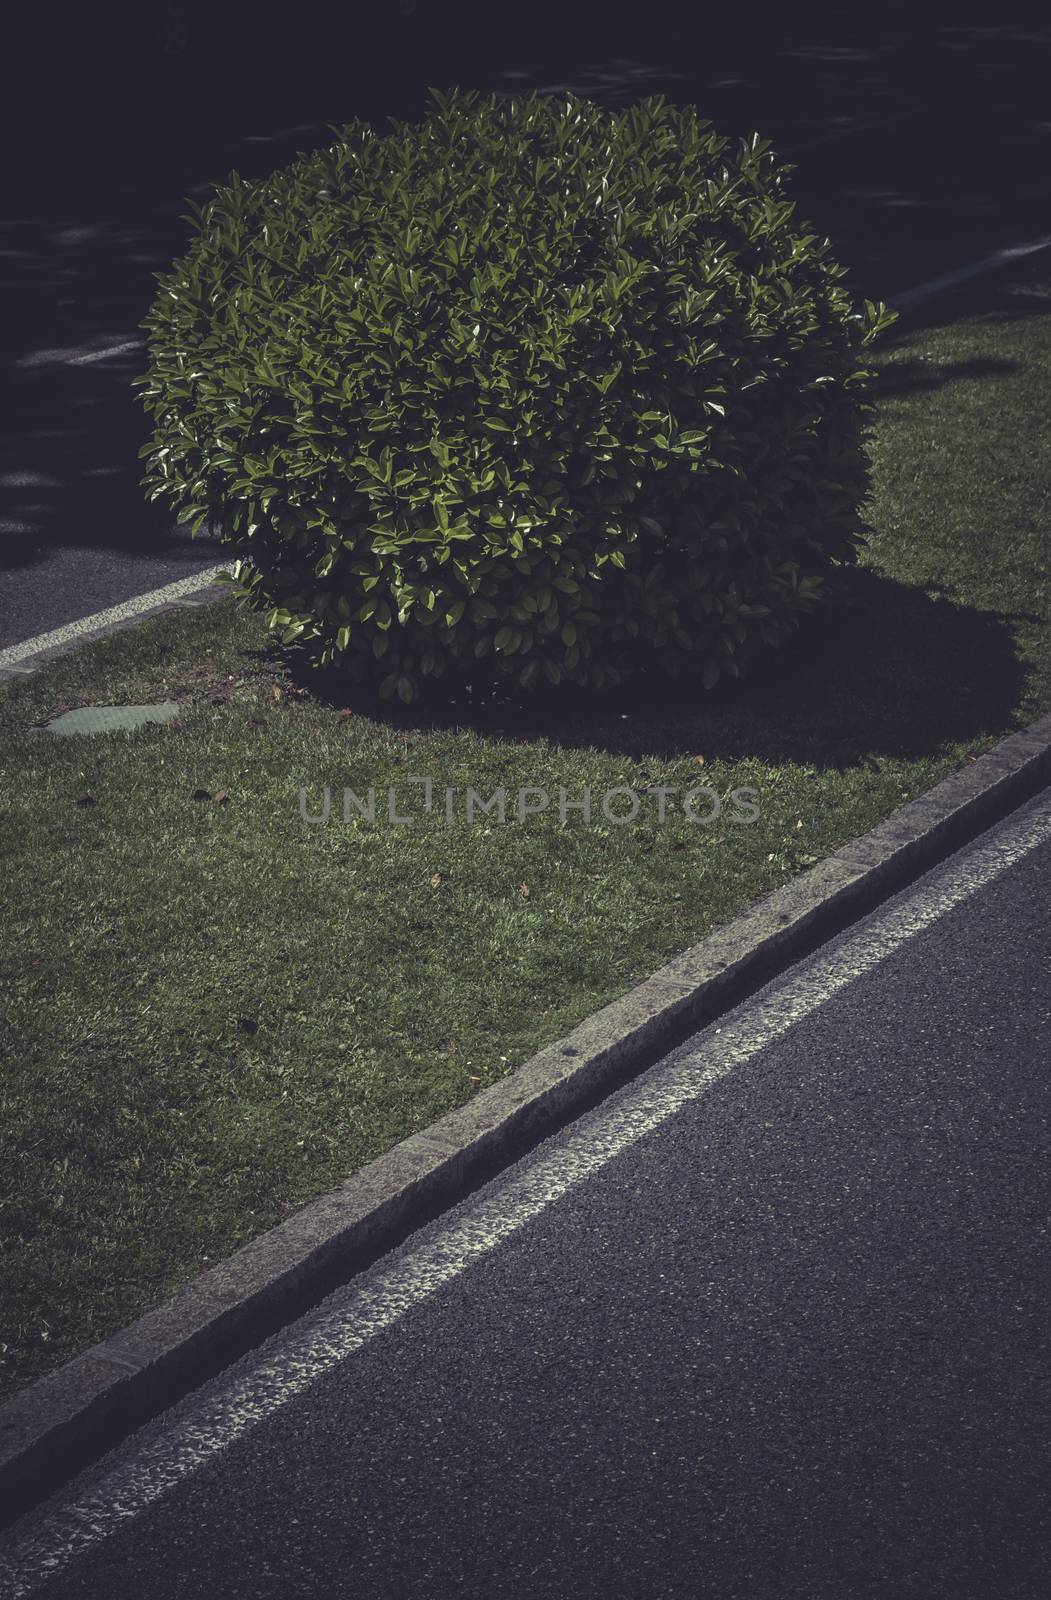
[135,85,895,702]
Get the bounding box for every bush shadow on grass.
[866,355,1018,402]
[260,563,1028,772]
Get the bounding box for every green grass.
[2,255,1051,1402]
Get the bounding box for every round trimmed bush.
[135,86,896,704]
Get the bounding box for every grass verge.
[2,254,1050,1402]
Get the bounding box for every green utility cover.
[28,703,183,737]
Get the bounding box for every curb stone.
[1,704,1050,1526]
[0,585,233,689]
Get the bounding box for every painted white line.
[14,340,147,372]
[0,566,231,671]
[889,233,1051,311]
[2,789,1050,1598]
[65,339,146,367]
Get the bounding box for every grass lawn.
[2,254,1050,1403]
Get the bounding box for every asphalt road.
[3,784,1048,1600]
[3,9,1051,654]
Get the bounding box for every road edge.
[0,581,233,681]
[2,700,1050,1526]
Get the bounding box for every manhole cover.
[28,703,183,737]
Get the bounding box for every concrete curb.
[2,700,1050,1526]
[0,582,234,687]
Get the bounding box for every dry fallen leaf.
[694,755,705,765]
[337,708,354,720]
[519,883,530,898]
[271,685,282,700]
[430,872,445,887]
[213,790,230,806]
[795,819,803,829]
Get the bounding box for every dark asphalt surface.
[8,785,1049,1600]
[3,7,1051,651]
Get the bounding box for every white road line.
[891,233,1051,310]
[14,340,148,372]
[0,567,230,671]
[65,340,146,367]
[3,789,1050,1599]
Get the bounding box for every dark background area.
[6,0,1048,131]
